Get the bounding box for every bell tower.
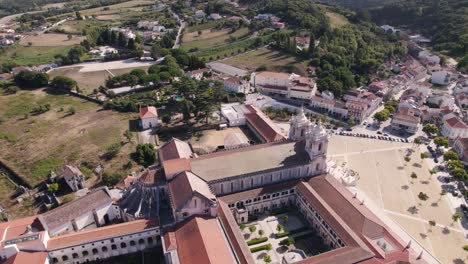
[305,121,329,160]
[288,106,311,141]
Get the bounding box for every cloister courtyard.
[328,135,467,264]
[240,211,330,264]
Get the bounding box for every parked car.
[451,190,460,197]
[377,131,382,135]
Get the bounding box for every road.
[170,8,185,49]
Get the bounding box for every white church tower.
[289,107,329,174]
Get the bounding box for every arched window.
[111,244,117,250]
[318,143,322,151]
[241,180,244,189]
[82,250,89,257]
[121,242,127,248]
[231,182,234,192]
[102,246,108,252]
[62,255,68,261]
[316,163,320,171]
[92,248,98,254]
[301,129,304,137]
[147,237,153,244]
[52,258,58,264]
[130,240,136,246]
[72,253,79,259]
[251,178,253,186]
[220,184,224,193]
[139,238,145,245]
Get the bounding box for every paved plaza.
[328,135,467,264]
[240,212,320,264]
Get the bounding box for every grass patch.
[325,11,349,28]
[56,20,112,34]
[276,227,309,238]
[0,131,17,143]
[0,45,74,66]
[188,20,226,32]
[182,27,250,51]
[31,158,63,184]
[246,237,268,246]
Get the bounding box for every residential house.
[272,22,285,29]
[0,73,12,80]
[291,36,309,48]
[185,68,209,81]
[252,71,317,100]
[345,100,368,124]
[223,76,251,94]
[11,66,32,75]
[390,108,420,134]
[0,38,13,45]
[456,93,468,109]
[431,71,453,86]
[61,165,86,192]
[441,115,468,139]
[254,13,274,21]
[380,25,396,34]
[209,13,222,20]
[194,10,206,19]
[426,91,455,108]
[453,137,468,163]
[139,106,158,130]
[367,81,388,97]
[418,50,441,65]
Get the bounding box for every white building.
[441,115,468,139]
[139,106,158,130]
[185,68,209,81]
[223,76,251,94]
[431,71,452,85]
[252,71,317,100]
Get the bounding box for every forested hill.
[369,0,467,60]
[312,0,398,9]
[243,0,406,97]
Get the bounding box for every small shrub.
[250,243,272,253]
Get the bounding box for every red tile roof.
[3,251,48,264]
[163,158,192,177]
[256,71,291,80]
[168,171,215,210]
[244,105,285,142]
[172,217,235,264]
[445,117,468,129]
[158,138,193,162]
[139,106,158,119]
[47,219,159,250]
[0,216,43,243]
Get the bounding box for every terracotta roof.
[163,158,192,177]
[445,117,468,129]
[38,187,112,234]
[186,68,208,76]
[3,251,48,264]
[163,228,177,251]
[158,138,193,162]
[47,219,159,250]
[115,175,137,189]
[0,73,12,79]
[62,165,83,180]
[172,216,236,264]
[393,110,419,123]
[244,105,285,142]
[138,167,165,185]
[168,171,215,210]
[0,216,43,242]
[139,106,158,119]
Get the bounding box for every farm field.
[223,47,308,75]
[0,45,74,66]
[55,20,113,34]
[79,0,154,16]
[48,67,112,95]
[181,27,250,51]
[96,14,121,21]
[19,33,86,46]
[0,89,139,189]
[325,11,349,28]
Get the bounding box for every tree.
[439,189,447,200]
[452,211,461,224]
[123,130,133,143]
[265,244,272,251]
[67,106,76,115]
[127,38,137,50]
[102,171,124,186]
[410,172,418,183]
[47,183,59,193]
[105,143,121,159]
[135,143,156,167]
[347,117,355,126]
[67,34,73,40]
[463,245,468,253]
[67,46,86,64]
[433,137,449,148]
[450,167,468,180]
[420,153,428,159]
[162,115,171,124]
[404,156,411,163]
[14,71,49,89]
[118,32,127,47]
[75,11,82,20]
[263,255,271,263]
[418,192,429,201]
[443,150,459,161]
[4,85,19,94]
[414,137,422,145]
[276,224,283,232]
[239,224,246,231]
[258,229,265,237]
[280,237,295,247]
[374,109,390,122]
[423,124,439,136]
[50,76,77,91]
[428,220,436,232]
[249,225,256,233]
[283,215,289,223]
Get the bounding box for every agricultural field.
[181,27,250,51]
[223,47,308,75]
[19,33,86,47]
[95,14,121,21]
[0,45,74,66]
[55,20,113,34]
[0,89,139,189]
[48,67,112,95]
[79,0,154,16]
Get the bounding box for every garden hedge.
[250,243,272,253]
[246,237,268,246]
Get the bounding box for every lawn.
[19,33,86,47]
[0,89,139,187]
[48,67,112,95]
[223,48,308,75]
[182,27,250,51]
[79,0,154,16]
[187,20,226,32]
[0,45,74,66]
